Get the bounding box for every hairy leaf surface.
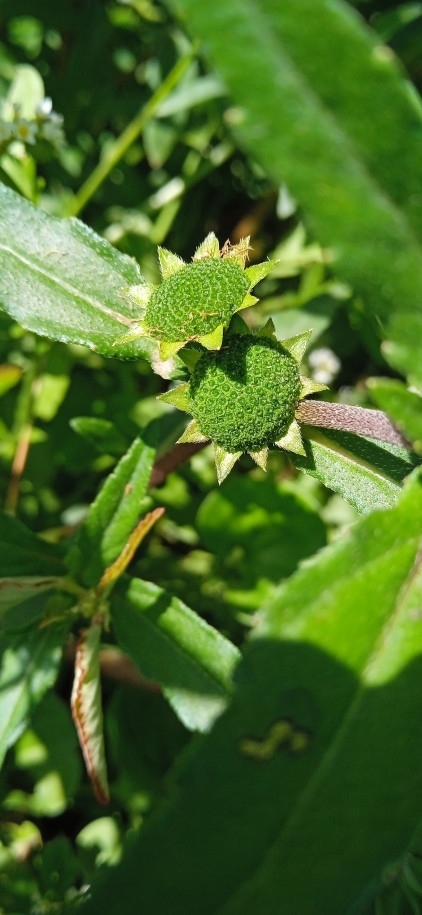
[85,469,422,913]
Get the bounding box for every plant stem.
[67,47,197,218]
[296,400,409,447]
[149,402,411,489]
[5,360,37,514]
[149,441,207,487]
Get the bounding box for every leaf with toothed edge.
[67,432,157,588]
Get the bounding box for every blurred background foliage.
[0,0,421,911]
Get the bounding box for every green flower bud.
[189,335,301,452]
[146,259,249,343]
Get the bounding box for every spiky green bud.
[146,259,249,343]
[188,335,301,453]
[115,232,278,360]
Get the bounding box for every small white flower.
[36,97,53,118]
[14,118,38,145]
[308,347,341,385]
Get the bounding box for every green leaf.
[71,623,109,805]
[0,511,65,577]
[70,416,128,457]
[111,576,240,732]
[4,693,82,818]
[0,583,59,628]
[0,622,69,770]
[196,475,326,611]
[169,0,422,385]
[0,183,157,364]
[83,469,422,914]
[67,431,156,587]
[368,378,422,454]
[289,426,413,513]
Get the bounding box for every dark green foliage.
[1,0,422,913]
[189,335,300,451]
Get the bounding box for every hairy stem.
[149,401,410,489]
[296,400,409,447]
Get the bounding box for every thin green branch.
[66,46,198,218]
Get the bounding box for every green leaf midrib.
[0,240,131,325]
[116,579,239,695]
[218,540,422,914]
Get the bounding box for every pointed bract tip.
[214,445,242,483]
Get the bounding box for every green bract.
[114,233,277,361]
[188,335,300,452]
[158,321,329,483]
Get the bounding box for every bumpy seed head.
[189,335,300,452]
[146,259,249,343]
[114,232,277,361]
[157,321,330,482]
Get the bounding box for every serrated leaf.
[111,577,240,732]
[0,622,69,770]
[83,469,422,915]
[67,431,157,588]
[0,184,157,364]
[71,622,109,805]
[368,378,422,454]
[0,512,65,577]
[169,0,422,385]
